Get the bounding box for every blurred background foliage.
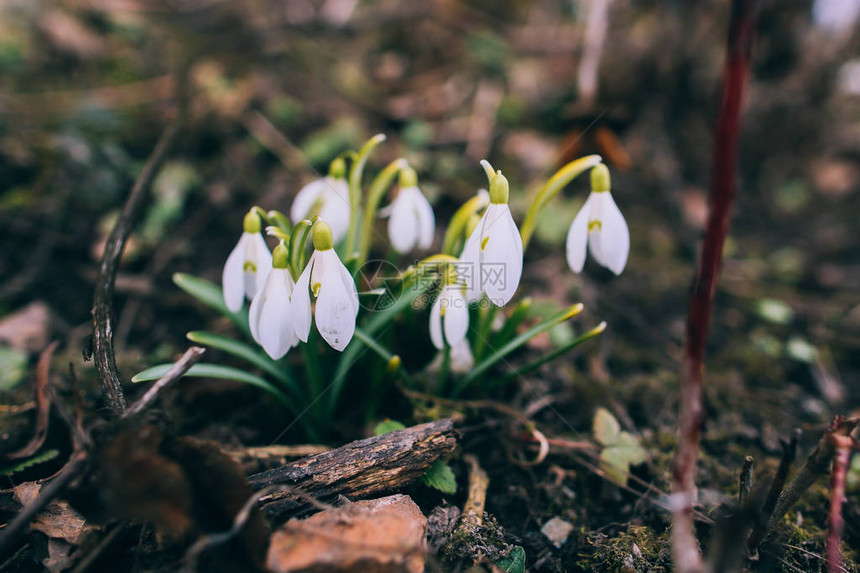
[0,0,858,566]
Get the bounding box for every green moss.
[578,525,671,572]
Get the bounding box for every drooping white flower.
[387,166,435,253]
[429,283,469,350]
[459,171,523,307]
[249,242,298,360]
[223,210,272,312]
[449,338,474,373]
[291,220,359,351]
[290,159,351,243]
[566,164,629,275]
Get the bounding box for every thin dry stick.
[671,1,758,571]
[747,430,800,554]
[749,417,858,555]
[91,117,185,414]
[739,455,755,506]
[460,455,490,529]
[826,432,856,573]
[124,346,206,417]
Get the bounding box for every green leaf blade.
[421,459,457,494]
[173,273,251,339]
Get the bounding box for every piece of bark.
[266,494,427,573]
[248,419,457,519]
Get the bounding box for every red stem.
[826,434,854,573]
[671,2,758,571]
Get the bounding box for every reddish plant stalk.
[826,434,854,573]
[671,1,758,571]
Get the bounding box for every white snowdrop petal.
[481,204,523,307]
[565,193,594,273]
[314,251,356,351]
[248,272,269,344]
[388,191,418,253]
[247,233,272,298]
[291,254,315,343]
[412,188,436,250]
[258,270,294,359]
[589,192,629,275]
[429,295,444,350]
[442,287,470,346]
[333,254,360,315]
[222,234,247,312]
[458,212,485,302]
[291,179,327,223]
[320,181,352,244]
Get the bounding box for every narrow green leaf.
[496,321,606,386]
[374,419,406,435]
[172,273,251,339]
[456,303,584,392]
[131,363,293,412]
[420,459,457,494]
[0,449,60,476]
[593,407,621,447]
[496,546,527,573]
[0,346,28,391]
[186,331,293,387]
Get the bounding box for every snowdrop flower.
[292,220,359,351]
[290,158,351,244]
[449,339,474,374]
[387,166,435,253]
[566,163,629,275]
[429,282,469,350]
[249,242,298,360]
[222,210,272,312]
[459,170,523,306]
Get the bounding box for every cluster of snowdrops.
[221,134,630,373]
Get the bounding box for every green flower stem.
[519,154,603,249]
[441,192,490,255]
[288,219,315,280]
[472,303,496,362]
[454,303,584,395]
[479,159,496,182]
[353,328,415,385]
[358,158,407,264]
[267,210,292,232]
[345,134,386,257]
[494,321,606,386]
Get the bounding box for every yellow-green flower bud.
[398,165,418,188]
[313,220,334,251]
[243,210,262,233]
[272,241,289,269]
[590,163,611,193]
[328,157,347,179]
[489,171,509,204]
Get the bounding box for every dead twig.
[0,451,90,557]
[826,429,857,573]
[124,346,206,418]
[747,430,800,554]
[91,116,185,414]
[748,417,858,556]
[248,419,457,519]
[671,2,758,571]
[739,455,755,506]
[460,455,489,529]
[2,341,58,461]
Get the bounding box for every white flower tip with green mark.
[290,176,351,244]
[292,242,359,352]
[223,230,272,312]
